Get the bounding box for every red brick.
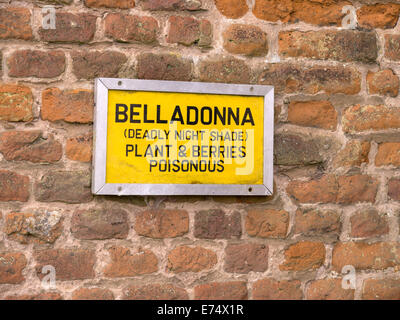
[215,0,248,19]
[71,51,127,80]
[253,0,350,26]
[337,175,379,204]
[5,292,62,300]
[224,243,268,273]
[194,282,248,300]
[39,13,96,43]
[357,4,400,29]
[35,171,92,204]
[343,105,400,133]
[71,209,129,240]
[333,140,371,168]
[253,278,302,300]
[0,8,32,40]
[35,249,95,280]
[0,131,62,163]
[280,241,325,271]
[167,246,217,273]
[388,178,400,201]
[258,64,361,95]
[367,69,399,97]
[167,16,211,47]
[279,30,377,64]
[194,209,241,239]
[134,209,189,238]
[66,133,92,162]
[199,57,251,84]
[124,284,188,300]
[223,24,268,56]
[41,88,93,124]
[287,100,337,130]
[5,211,63,244]
[0,252,27,284]
[103,246,158,278]
[0,84,33,122]
[307,279,354,300]
[0,170,30,202]
[84,0,135,8]
[105,13,158,44]
[332,242,400,271]
[72,288,114,300]
[350,208,389,238]
[245,208,288,239]
[385,35,400,61]
[294,209,340,238]
[363,279,400,300]
[375,143,400,167]
[8,50,65,78]
[142,0,202,11]
[137,53,193,81]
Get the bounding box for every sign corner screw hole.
[248,187,253,193]
[118,81,122,86]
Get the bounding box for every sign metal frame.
[93,78,274,196]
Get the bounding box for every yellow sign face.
[105,90,264,185]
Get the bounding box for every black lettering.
[130,104,141,123]
[116,104,128,123]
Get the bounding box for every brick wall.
[0,0,400,300]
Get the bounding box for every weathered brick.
[332,242,400,271]
[35,171,93,204]
[385,35,400,61]
[134,209,189,238]
[253,0,350,26]
[0,8,32,40]
[35,249,95,280]
[103,246,158,278]
[253,278,302,300]
[41,88,93,124]
[294,209,340,238]
[194,282,247,300]
[215,0,248,19]
[194,209,241,239]
[5,292,62,300]
[280,241,325,271]
[66,133,92,162]
[8,50,65,78]
[84,0,135,8]
[71,51,127,80]
[137,53,193,81]
[199,58,251,84]
[0,84,33,122]
[333,140,370,168]
[0,131,62,163]
[224,243,268,273]
[363,279,400,300]
[71,209,129,240]
[0,252,27,284]
[350,208,389,238]
[342,105,400,133]
[279,30,377,64]
[357,4,400,29]
[39,13,96,43]
[223,24,268,56]
[307,279,354,300]
[0,170,30,202]
[258,64,361,95]
[287,100,337,130]
[167,246,217,273]
[367,69,399,97]
[124,284,188,300]
[337,175,379,205]
[167,16,211,47]
[142,0,202,11]
[245,208,288,239]
[5,211,63,244]
[375,143,400,167]
[72,288,114,300]
[105,13,158,44]
[388,178,400,201]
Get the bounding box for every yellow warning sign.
[105,90,264,185]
